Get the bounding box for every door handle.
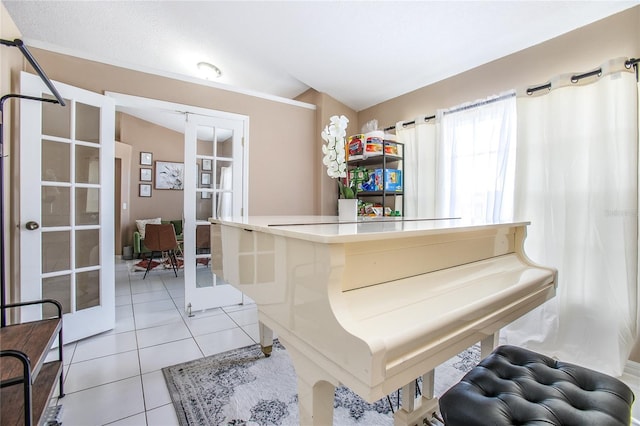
[25,221,40,231]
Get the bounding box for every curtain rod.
[527,57,639,95]
[384,116,434,132]
[0,38,65,106]
[384,92,515,132]
[385,57,639,131]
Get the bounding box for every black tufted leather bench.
[439,345,635,425]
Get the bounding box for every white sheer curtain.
[435,92,517,222]
[395,117,436,217]
[503,59,638,376]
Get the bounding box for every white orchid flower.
[321,114,350,181]
[330,115,348,130]
[321,127,330,142]
[324,150,337,162]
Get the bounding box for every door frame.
[106,92,250,308]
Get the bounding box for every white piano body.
[210,217,557,425]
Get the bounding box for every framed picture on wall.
[140,152,153,166]
[155,161,184,190]
[202,159,212,171]
[140,168,152,182]
[139,183,152,197]
[201,172,211,185]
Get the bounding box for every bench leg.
[394,370,439,426]
[481,332,500,359]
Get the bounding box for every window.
[436,93,517,222]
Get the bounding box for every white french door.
[19,72,115,343]
[183,112,247,311]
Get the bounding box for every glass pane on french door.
[40,98,102,315]
[184,114,244,312]
[195,125,233,288]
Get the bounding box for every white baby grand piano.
[210,217,557,425]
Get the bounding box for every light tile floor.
[51,258,259,426]
[49,258,640,426]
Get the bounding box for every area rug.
[133,259,160,271]
[133,257,186,272]
[162,340,480,426]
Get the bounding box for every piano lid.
[210,216,531,244]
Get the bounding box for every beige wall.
[119,113,185,246]
[27,48,318,219]
[358,5,640,130]
[296,89,357,215]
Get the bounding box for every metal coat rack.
[0,38,65,326]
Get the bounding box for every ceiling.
[2,1,638,112]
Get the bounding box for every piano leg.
[297,378,335,426]
[259,321,274,357]
[285,341,337,425]
[481,332,500,359]
[422,370,435,400]
[401,379,418,412]
[394,370,439,426]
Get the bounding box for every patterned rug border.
[163,341,282,426]
[162,340,480,426]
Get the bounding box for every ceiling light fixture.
[197,61,222,80]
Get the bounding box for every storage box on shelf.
[369,168,403,192]
[0,299,64,426]
[346,134,404,216]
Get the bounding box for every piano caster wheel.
[261,345,273,357]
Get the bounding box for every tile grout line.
[61,258,262,425]
[129,266,151,426]
[163,272,207,361]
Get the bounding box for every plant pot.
[122,246,133,260]
[338,199,358,221]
